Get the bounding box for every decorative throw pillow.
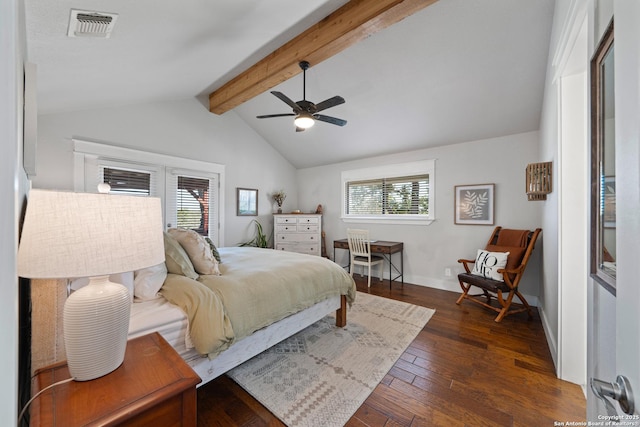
[133,262,168,301]
[471,249,510,282]
[164,231,199,280]
[485,244,525,272]
[168,228,221,276]
[205,236,222,263]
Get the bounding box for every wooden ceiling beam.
[209,0,438,115]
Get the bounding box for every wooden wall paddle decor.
[525,161,552,201]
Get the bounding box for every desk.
[334,239,404,287]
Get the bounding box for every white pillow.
[70,272,135,302]
[168,228,221,276]
[134,263,168,301]
[471,249,510,282]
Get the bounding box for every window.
[165,170,218,242]
[176,176,210,234]
[346,175,429,215]
[342,160,435,224]
[74,139,225,246]
[102,166,152,196]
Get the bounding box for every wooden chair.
[346,229,384,288]
[456,226,542,322]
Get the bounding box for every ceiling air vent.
[67,9,118,38]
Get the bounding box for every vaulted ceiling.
[25,0,555,168]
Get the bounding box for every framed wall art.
[237,188,258,216]
[454,183,495,225]
[603,176,616,228]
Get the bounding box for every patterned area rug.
[227,292,435,427]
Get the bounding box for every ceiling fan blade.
[314,114,347,126]
[271,91,300,111]
[314,96,345,113]
[256,113,296,119]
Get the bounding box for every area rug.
[227,292,435,427]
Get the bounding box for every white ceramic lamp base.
[63,276,131,381]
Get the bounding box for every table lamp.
[17,189,164,381]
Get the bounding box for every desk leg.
[385,251,404,289]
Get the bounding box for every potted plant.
[239,219,271,248]
[272,190,286,214]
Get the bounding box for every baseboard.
[538,304,559,375]
[404,275,539,307]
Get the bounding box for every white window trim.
[73,139,226,246]
[341,159,435,225]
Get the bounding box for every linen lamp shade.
[17,189,164,380]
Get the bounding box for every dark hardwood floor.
[197,277,586,426]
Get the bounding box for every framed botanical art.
[454,183,495,225]
[237,188,258,216]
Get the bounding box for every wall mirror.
[590,19,616,293]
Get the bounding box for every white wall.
[2,0,29,423]
[297,131,543,301]
[0,0,19,422]
[33,98,298,247]
[539,0,614,386]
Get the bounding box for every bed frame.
[185,295,347,386]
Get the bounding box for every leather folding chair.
[456,226,541,322]
[346,229,384,288]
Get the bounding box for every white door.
[588,3,640,421]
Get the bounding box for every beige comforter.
[160,247,356,358]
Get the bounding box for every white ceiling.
[25,0,555,169]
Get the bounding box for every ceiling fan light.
[294,114,315,129]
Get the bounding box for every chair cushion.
[485,245,526,271]
[495,229,529,246]
[471,249,509,281]
[458,272,511,293]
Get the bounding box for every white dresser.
[273,214,322,256]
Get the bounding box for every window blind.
[101,166,154,196]
[165,170,218,242]
[346,174,429,215]
[175,176,210,236]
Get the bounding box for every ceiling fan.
[256,61,347,132]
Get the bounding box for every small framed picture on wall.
[237,188,258,216]
[454,183,495,225]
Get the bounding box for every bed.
[127,240,357,387]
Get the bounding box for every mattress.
[128,297,200,362]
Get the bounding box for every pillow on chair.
[485,245,525,271]
[471,249,509,281]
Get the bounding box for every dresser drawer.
[296,217,319,225]
[276,243,320,255]
[297,224,319,233]
[277,233,318,243]
[276,224,298,233]
[276,216,297,224]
